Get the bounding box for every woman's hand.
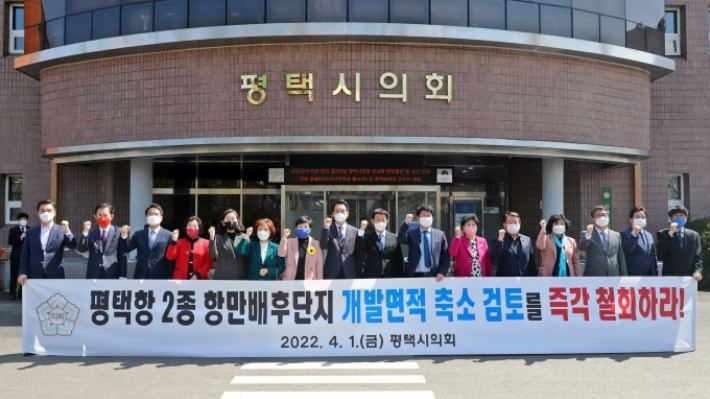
[260,268,268,277]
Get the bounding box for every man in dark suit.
[320,199,360,279]
[491,211,537,277]
[17,200,78,286]
[579,205,627,276]
[7,212,29,299]
[397,205,450,281]
[657,205,703,280]
[78,203,126,279]
[356,208,404,278]
[120,203,174,279]
[620,206,658,276]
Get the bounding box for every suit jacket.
[8,225,29,260]
[536,231,582,277]
[397,223,450,277]
[491,234,537,277]
[235,239,286,280]
[278,236,324,280]
[620,227,659,276]
[209,233,249,280]
[356,229,404,278]
[578,229,627,276]
[120,227,175,279]
[19,223,78,279]
[77,225,125,279]
[320,223,360,279]
[449,235,493,277]
[657,228,703,277]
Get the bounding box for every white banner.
[23,277,696,357]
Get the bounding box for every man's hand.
[283,228,291,237]
[121,225,130,238]
[360,220,368,230]
[632,225,642,235]
[694,272,703,282]
[670,222,678,236]
[324,217,332,229]
[61,220,70,233]
[260,268,268,277]
[20,232,25,240]
[405,214,414,225]
[540,219,546,231]
[246,227,253,237]
[83,221,92,234]
[172,229,179,241]
[586,224,594,237]
[208,226,216,240]
[498,229,505,241]
[454,226,462,237]
[18,275,27,286]
[436,273,445,282]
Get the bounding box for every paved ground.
[1,292,708,399]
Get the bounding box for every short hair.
[295,215,314,228]
[668,205,689,218]
[590,205,608,218]
[545,214,571,235]
[629,206,647,219]
[184,216,204,235]
[416,205,434,216]
[251,218,276,240]
[332,199,349,212]
[215,209,245,234]
[94,203,115,216]
[504,211,520,222]
[460,214,479,229]
[17,212,29,220]
[37,199,57,212]
[145,203,164,216]
[371,208,389,220]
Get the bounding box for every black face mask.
[224,221,237,231]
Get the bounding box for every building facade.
[0,1,706,259]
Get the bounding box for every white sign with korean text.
[23,277,696,357]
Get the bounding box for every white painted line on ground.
[230,375,426,384]
[221,391,435,399]
[241,361,419,370]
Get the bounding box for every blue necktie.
[678,230,684,250]
[423,231,432,270]
[638,232,647,251]
[379,234,385,255]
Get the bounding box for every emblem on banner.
[36,293,80,336]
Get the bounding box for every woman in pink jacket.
[448,214,492,277]
[536,214,582,277]
[278,215,324,280]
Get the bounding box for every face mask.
[673,217,687,228]
[39,212,54,223]
[186,228,200,238]
[296,228,311,238]
[374,222,388,232]
[633,218,646,229]
[419,217,433,228]
[596,217,609,228]
[552,225,566,235]
[147,215,162,226]
[334,213,348,223]
[257,230,271,241]
[19,220,27,227]
[464,226,477,237]
[506,224,520,235]
[224,221,237,231]
[96,217,112,228]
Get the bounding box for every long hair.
[215,209,245,234]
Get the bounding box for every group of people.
[7,198,703,299]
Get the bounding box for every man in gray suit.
[320,199,360,279]
[579,205,627,276]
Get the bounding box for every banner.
[23,277,696,357]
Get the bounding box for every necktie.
[101,230,108,251]
[678,230,684,250]
[638,231,647,251]
[149,230,156,250]
[338,226,345,248]
[423,231,432,270]
[378,234,385,255]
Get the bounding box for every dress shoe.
[9,294,16,300]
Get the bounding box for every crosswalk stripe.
[221,391,435,399]
[241,362,419,370]
[230,375,426,384]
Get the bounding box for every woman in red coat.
[448,214,492,277]
[166,216,213,280]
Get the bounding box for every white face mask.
[39,212,54,223]
[552,225,566,235]
[146,215,162,226]
[257,230,271,241]
[506,224,520,235]
[419,217,433,228]
[633,218,646,229]
[334,213,348,223]
[19,220,28,227]
[374,222,387,232]
[596,217,609,228]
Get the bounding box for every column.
[541,158,564,219]
[129,159,153,258]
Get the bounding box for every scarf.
[554,234,567,277]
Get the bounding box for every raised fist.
[669,222,678,236]
[498,229,506,241]
[121,225,130,237]
[632,225,642,235]
[454,226,462,237]
[83,221,92,234]
[324,217,333,229]
[61,220,70,233]
[172,229,180,241]
[283,228,291,237]
[586,224,594,237]
[360,220,369,230]
[208,226,216,239]
[405,214,414,224]
[246,227,254,237]
[539,219,546,230]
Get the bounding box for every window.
[667,173,684,208]
[9,4,24,54]
[665,7,681,56]
[5,175,22,224]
